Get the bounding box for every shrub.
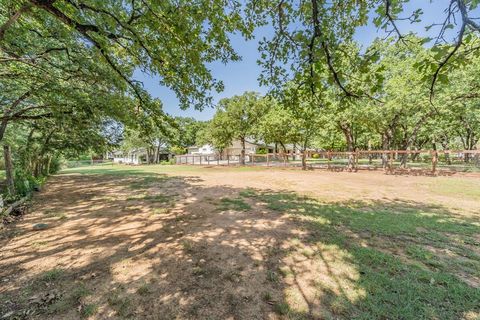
[170,146,186,155]
[12,169,47,198]
[312,153,320,159]
[256,148,267,154]
[49,157,62,173]
[13,170,36,197]
[160,159,175,165]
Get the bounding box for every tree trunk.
[4,145,15,195]
[340,123,355,171]
[431,143,438,174]
[440,139,451,165]
[34,161,41,177]
[381,133,391,169]
[343,128,355,170]
[367,140,372,164]
[240,137,246,165]
[0,119,8,144]
[279,142,287,154]
[301,150,307,170]
[400,149,408,168]
[301,139,308,171]
[155,143,161,163]
[46,156,52,175]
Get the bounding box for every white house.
[186,140,307,157]
[109,147,173,165]
[111,148,147,165]
[187,140,273,157]
[187,144,216,155]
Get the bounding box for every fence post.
[207,156,210,165]
[227,155,230,166]
[347,152,353,171]
[200,155,202,165]
[267,154,270,167]
[217,156,219,165]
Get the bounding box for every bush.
[49,157,62,174]
[160,159,175,165]
[312,153,320,159]
[256,148,267,155]
[171,146,186,155]
[13,170,36,197]
[420,154,432,162]
[13,170,46,198]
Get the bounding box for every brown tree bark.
[240,137,246,165]
[4,145,15,195]
[155,143,161,163]
[301,150,307,170]
[340,123,355,171]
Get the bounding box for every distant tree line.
[199,36,480,170]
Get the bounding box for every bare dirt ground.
[168,167,480,216]
[1,166,479,319]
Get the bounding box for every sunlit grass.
[60,164,268,176]
[249,189,480,319]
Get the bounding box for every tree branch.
[0,3,32,41]
[430,13,465,102]
[29,0,146,104]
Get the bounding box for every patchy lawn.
[0,165,479,319]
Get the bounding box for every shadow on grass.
[243,190,480,319]
[0,169,478,319]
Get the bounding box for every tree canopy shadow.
[0,168,478,319]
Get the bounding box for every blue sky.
[134,1,474,121]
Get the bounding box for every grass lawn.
[0,164,478,319]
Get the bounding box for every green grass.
[127,193,171,202]
[44,210,68,220]
[60,164,267,176]
[47,283,90,315]
[107,292,133,317]
[274,302,291,315]
[239,188,257,198]
[38,268,64,283]
[81,303,98,318]
[248,189,480,320]
[428,177,480,200]
[136,283,153,296]
[218,197,251,211]
[54,164,479,319]
[128,176,169,189]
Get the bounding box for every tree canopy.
[1,0,480,195]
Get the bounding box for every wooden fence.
[175,150,480,174]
